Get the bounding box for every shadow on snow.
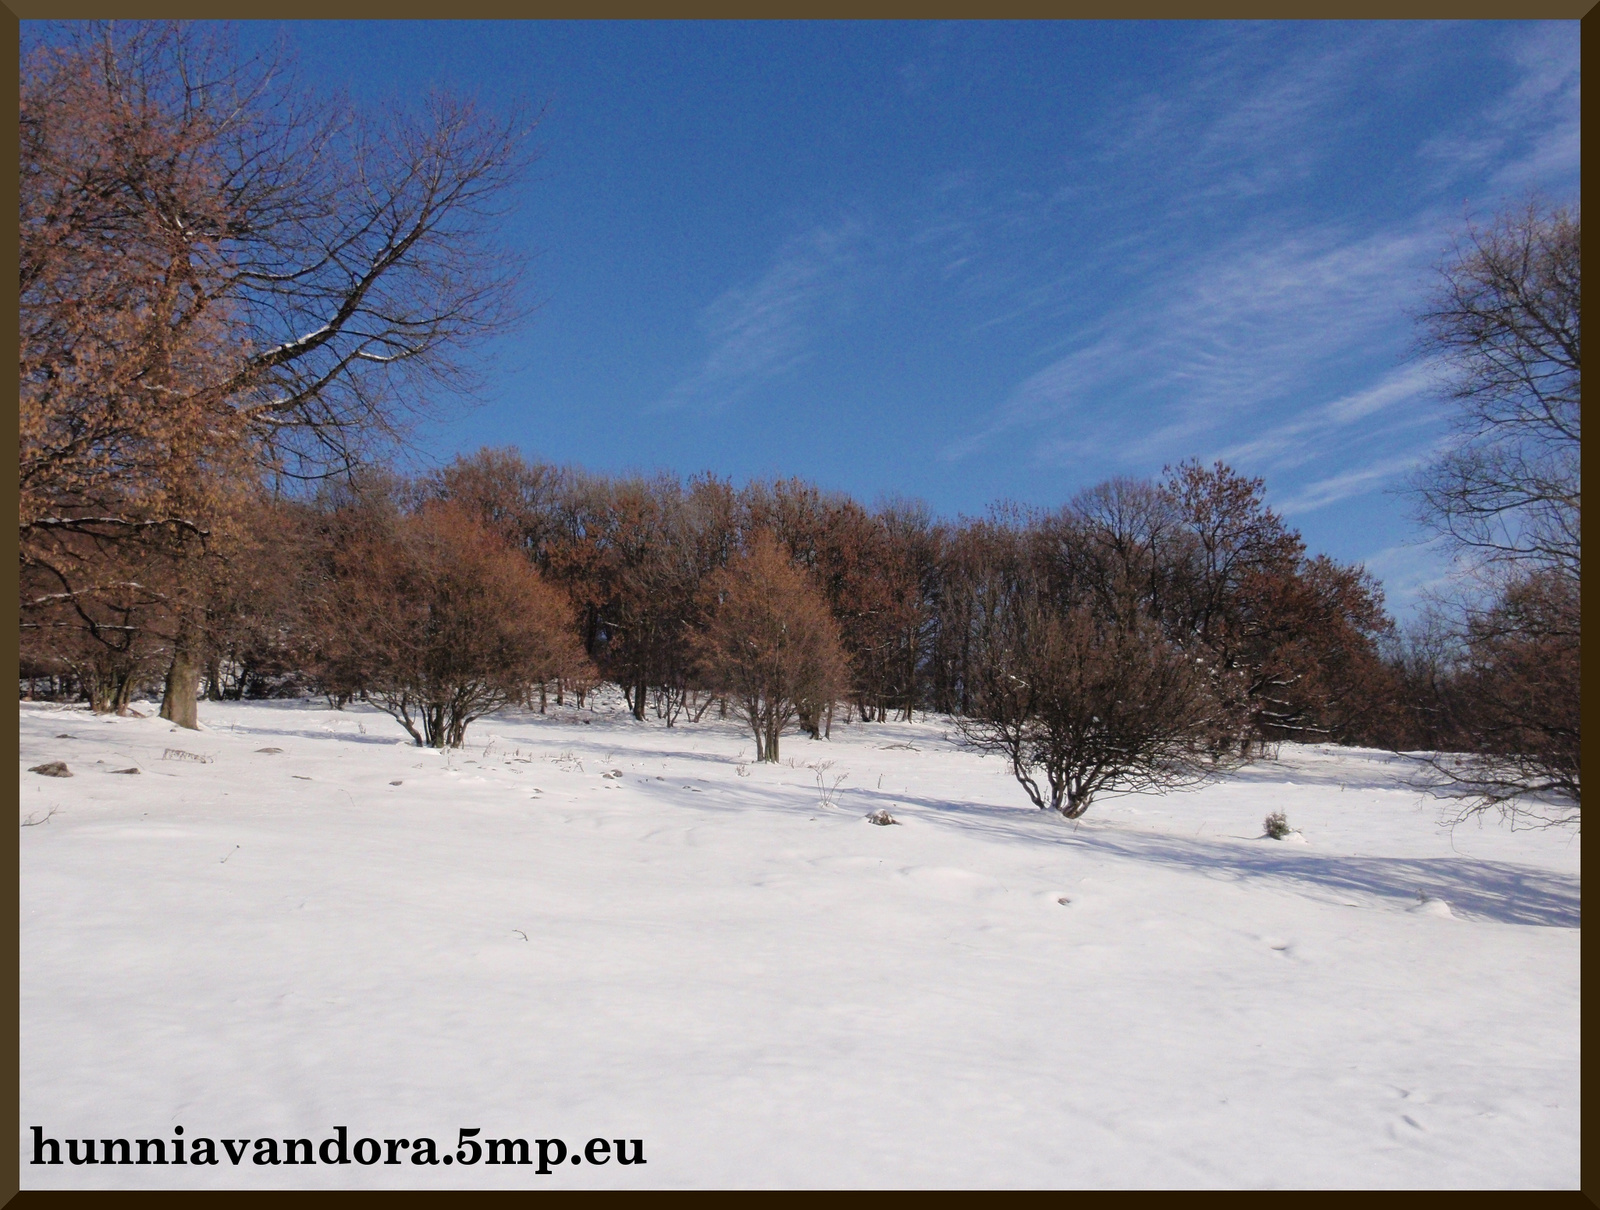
[860,787,1580,930]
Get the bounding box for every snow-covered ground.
[19,693,1580,1189]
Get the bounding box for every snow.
[19,693,1580,1188]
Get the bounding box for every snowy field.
[19,693,1580,1189]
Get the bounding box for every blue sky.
[252,21,1579,617]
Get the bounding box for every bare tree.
[197,495,322,701]
[19,540,175,715]
[1413,197,1579,580]
[1406,197,1580,822]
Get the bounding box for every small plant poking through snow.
[811,761,848,809]
[866,809,899,826]
[1264,811,1292,840]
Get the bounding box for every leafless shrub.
[958,590,1236,819]
[1406,570,1579,828]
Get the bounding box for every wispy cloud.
[937,22,1578,483]
[1078,24,1432,220]
[946,219,1442,470]
[660,219,866,412]
[1356,535,1459,621]
[1214,361,1443,470]
[1276,452,1428,517]
[928,29,1491,473]
[1417,21,1580,194]
[1180,27,1391,201]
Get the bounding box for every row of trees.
[431,451,1399,747]
[22,450,1404,809]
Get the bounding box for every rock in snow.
[1409,895,1457,919]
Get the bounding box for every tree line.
[24,447,1419,810]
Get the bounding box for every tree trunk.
[160,628,202,730]
[87,669,114,714]
[112,670,137,715]
[424,703,448,748]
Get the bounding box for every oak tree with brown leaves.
[19,21,536,726]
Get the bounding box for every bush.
[1264,811,1291,839]
[959,596,1234,819]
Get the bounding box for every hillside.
[19,695,1580,1188]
